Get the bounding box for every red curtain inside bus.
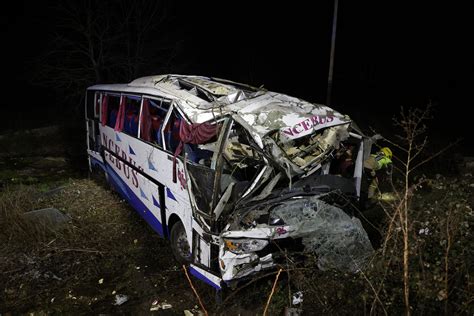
[100,94,108,126]
[114,96,126,132]
[140,99,152,141]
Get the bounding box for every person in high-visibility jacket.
[363,147,393,200]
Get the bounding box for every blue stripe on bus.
[148,160,157,171]
[166,187,177,202]
[189,266,222,290]
[152,195,161,208]
[105,163,164,237]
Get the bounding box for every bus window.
[163,110,182,153]
[105,95,121,128]
[140,98,169,146]
[123,95,141,137]
[86,90,96,120]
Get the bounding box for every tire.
[170,221,192,264]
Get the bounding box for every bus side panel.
[104,152,164,236]
[121,126,194,246]
[100,125,164,236]
[99,125,194,249]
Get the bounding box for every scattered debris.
[113,294,129,306]
[437,289,448,301]
[162,303,172,309]
[184,307,205,316]
[150,299,173,311]
[418,227,430,236]
[292,291,303,305]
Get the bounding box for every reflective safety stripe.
[374,154,391,169]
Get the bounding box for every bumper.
[218,197,374,282]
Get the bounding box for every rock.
[22,208,71,228]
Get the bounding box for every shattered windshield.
[185,118,266,219]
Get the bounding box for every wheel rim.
[176,228,191,261]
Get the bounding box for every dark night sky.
[1,1,472,151]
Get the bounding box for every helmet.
[380,147,392,159]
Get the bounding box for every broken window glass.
[186,163,216,214]
[222,122,263,183]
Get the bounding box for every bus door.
[86,90,103,170]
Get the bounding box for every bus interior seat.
[108,109,118,127]
[125,111,139,136]
[129,114,139,136]
[184,143,213,164]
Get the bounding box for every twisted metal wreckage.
[86,75,374,289]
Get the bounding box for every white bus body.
[85,75,373,290]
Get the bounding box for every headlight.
[269,215,285,225]
[223,238,269,254]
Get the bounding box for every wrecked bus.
[85,75,373,290]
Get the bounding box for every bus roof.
[88,74,349,137]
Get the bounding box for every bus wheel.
[170,221,191,264]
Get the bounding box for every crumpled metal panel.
[271,197,373,272]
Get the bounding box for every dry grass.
[0,179,172,313]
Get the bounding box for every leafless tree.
[33,0,182,109]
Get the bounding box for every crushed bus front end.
[188,92,375,284]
